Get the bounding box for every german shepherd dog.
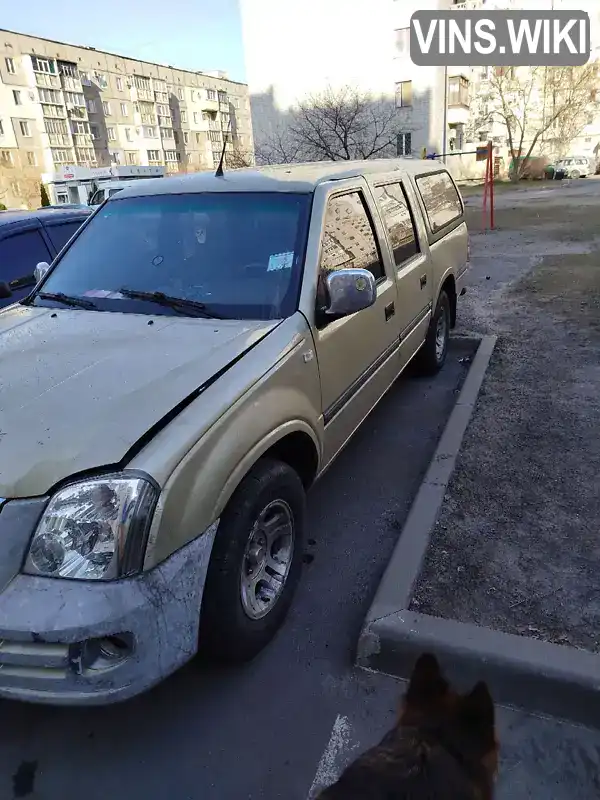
[317,654,498,799]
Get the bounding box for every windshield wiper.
[36,292,98,310]
[118,288,227,319]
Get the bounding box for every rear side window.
[415,171,463,234]
[319,192,384,282]
[373,182,418,267]
[45,221,84,253]
[0,228,52,305]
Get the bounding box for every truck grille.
[0,639,69,680]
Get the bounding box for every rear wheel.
[571,169,581,179]
[199,458,306,663]
[414,290,450,376]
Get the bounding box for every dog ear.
[459,681,495,738]
[405,653,449,707]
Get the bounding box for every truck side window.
[415,171,463,234]
[373,182,418,267]
[319,192,384,283]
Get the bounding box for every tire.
[571,169,580,179]
[414,290,451,376]
[199,458,306,663]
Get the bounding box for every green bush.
[40,183,51,207]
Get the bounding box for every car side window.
[319,192,384,283]
[373,182,419,267]
[415,171,463,234]
[45,221,84,253]
[0,229,52,301]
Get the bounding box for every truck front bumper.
[0,527,215,706]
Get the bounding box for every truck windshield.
[32,191,312,321]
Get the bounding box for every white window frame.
[116,77,124,91]
[27,151,37,166]
[19,120,31,137]
[5,57,15,75]
[121,102,128,116]
[87,99,96,114]
[102,101,112,116]
[13,90,21,105]
[107,127,116,141]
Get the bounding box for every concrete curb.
[356,334,600,729]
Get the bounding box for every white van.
[554,156,591,179]
[88,180,129,207]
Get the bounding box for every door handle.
[385,301,395,321]
[420,274,427,289]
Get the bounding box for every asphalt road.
[0,339,475,800]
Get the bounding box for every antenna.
[215,116,232,178]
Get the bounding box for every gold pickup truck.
[0,158,469,704]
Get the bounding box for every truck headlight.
[24,474,158,580]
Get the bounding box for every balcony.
[36,73,60,89]
[73,133,93,145]
[158,115,173,128]
[61,75,82,92]
[130,86,154,103]
[201,98,219,112]
[48,133,71,146]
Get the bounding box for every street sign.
[476,145,489,161]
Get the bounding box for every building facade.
[241,0,600,176]
[0,28,254,208]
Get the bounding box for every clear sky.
[1,0,247,82]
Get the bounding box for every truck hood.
[0,304,279,498]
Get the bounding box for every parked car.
[554,157,591,179]
[0,160,469,705]
[0,207,92,308]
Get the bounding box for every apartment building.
[0,28,254,208]
[242,0,600,174]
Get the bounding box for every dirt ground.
[410,178,600,651]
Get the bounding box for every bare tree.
[485,64,598,181]
[255,86,402,165]
[225,147,255,169]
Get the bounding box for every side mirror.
[322,268,377,318]
[34,261,51,284]
[0,281,12,300]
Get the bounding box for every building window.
[161,127,174,140]
[19,120,31,137]
[125,128,132,141]
[206,89,216,100]
[31,56,55,74]
[196,132,201,143]
[90,124,99,139]
[147,149,161,162]
[13,90,21,105]
[5,57,15,75]
[73,120,89,134]
[144,126,157,138]
[110,152,122,165]
[107,127,116,141]
[65,91,85,107]
[126,151,138,165]
[1,150,13,165]
[397,132,412,156]
[87,99,96,114]
[394,28,410,57]
[183,131,189,144]
[165,150,178,162]
[177,87,184,100]
[102,101,112,116]
[51,148,72,164]
[448,76,469,107]
[116,77,124,91]
[181,109,187,123]
[121,102,128,116]
[27,151,37,166]
[395,81,412,108]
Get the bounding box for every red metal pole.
[482,148,489,229]
[489,141,495,230]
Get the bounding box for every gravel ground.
[410,179,600,651]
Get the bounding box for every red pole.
[482,146,489,229]
[489,141,495,230]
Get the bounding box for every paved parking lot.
[0,340,473,800]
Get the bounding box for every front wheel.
[571,169,581,179]
[414,290,450,376]
[199,458,306,663]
